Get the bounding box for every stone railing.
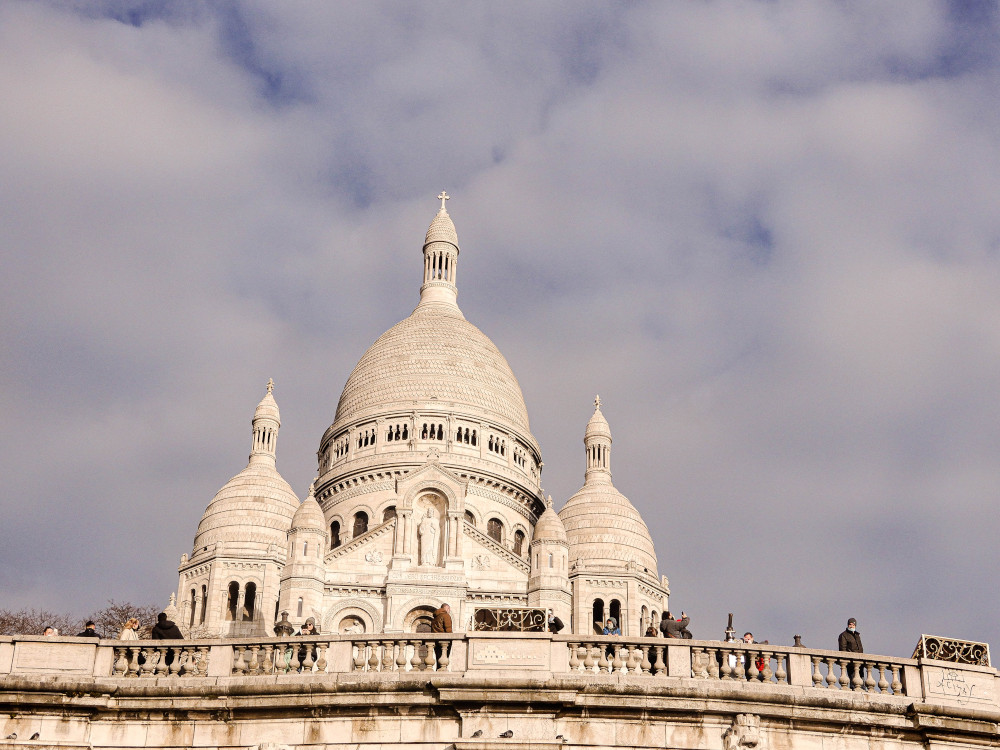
[2,633,995,710]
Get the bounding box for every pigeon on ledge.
[499,730,514,738]
[470,730,483,738]
[5,734,16,740]
[30,734,40,741]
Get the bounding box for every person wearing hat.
[838,617,865,682]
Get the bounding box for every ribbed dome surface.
[333,304,531,434]
[193,465,298,552]
[559,485,658,575]
[585,407,610,439]
[254,390,280,422]
[533,506,567,543]
[425,209,458,247]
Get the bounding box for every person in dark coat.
[431,604,452,667]
[660,611,690,638]
[547,610,564,634]
[76,621,100,638]
[150,613,183,640]
[838,617,865,682]
[295,617,319,669]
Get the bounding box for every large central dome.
[333,302,531,433]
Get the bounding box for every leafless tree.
[0,608,78,636]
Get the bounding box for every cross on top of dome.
[594,394,601,409]
[438,191,450,211]
[266,378,274,394]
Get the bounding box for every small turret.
[417,191,461,309]
[279,480,328,628]
[527,495,571,623]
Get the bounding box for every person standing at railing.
[432,603,452,666]
[660,611,690,638]
[295,618,319,670]
[838,617,865,682]
[119,618,140,640]
[76,621,101,638]
[151,612,183,668]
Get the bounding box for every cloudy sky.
[2,0,999,658]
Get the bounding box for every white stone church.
[175,195,670,638]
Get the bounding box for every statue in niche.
[418,508,439,566]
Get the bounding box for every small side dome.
[532,497,567,543]
[558,484,658,575]
[291,482,326,533]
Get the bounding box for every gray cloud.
[1,0,998,656]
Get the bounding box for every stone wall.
[1,634,997,750]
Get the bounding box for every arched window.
[464,510,476,527]
[641,605,648,633]
[487,518,503,543]
[296,597,303,618]
[302,541,308,556]
[513,530,525,555]
[471,430,477,446]
[243,582,257,621]
[226,581,239,621]
[548,552,553,568]
[421,423,428,439]
[437,424,444,440]
[353,511,369,538]
[592,599,605,634]
[383,506,397,523]
[610,599,622,635]
[189,588,196,627]
[200,584,207,624]
[330,521,341,549]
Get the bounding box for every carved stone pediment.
[395,461,469,511]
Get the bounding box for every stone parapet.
[1,634,998,750]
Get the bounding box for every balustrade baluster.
[611,644,624,673]
[302,642,316,672]
[316,642,328,672]
[248,645,260,675]
[196,646,211,676]
[568,643,580,671]
[368,641,380,671]
[261,645,274,675]
[850,662,863,691]
[584,643,596,672]
[890,665,902,694]
[168,648,182,677]
[275,644,289,674]
[640,645,651,675]
[810,656,823,687]
[747,651,760,682]
[396,640,409,671]
[825,657,839,688]
[652,645,666,676]
[707,648,720,679]
[732,651,745,681]
[876,663,888,693]
[598,644,610,673]
[438,641,450,671]
[380,641,393,671]
[233,646,248,675]
[759,651,772,682]
[721,650,733,680]
[424,640,437,671]
[289,644,302,673]
[410,640,423,671]
[838,659,851,690]
[127,647,141,677]
[113,648,128,676]
[774,653,787,684]
[141,649,156,677]
[864,662,876,692]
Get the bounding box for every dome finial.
[594,394,601,410]
[267,377,274,394]
[308,477,317,498]
[545,494,553,509]
[438,190,450,212]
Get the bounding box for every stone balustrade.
[0,633,993,710]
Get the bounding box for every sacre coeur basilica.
[177,193,670,639]
[2,194,996,750]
